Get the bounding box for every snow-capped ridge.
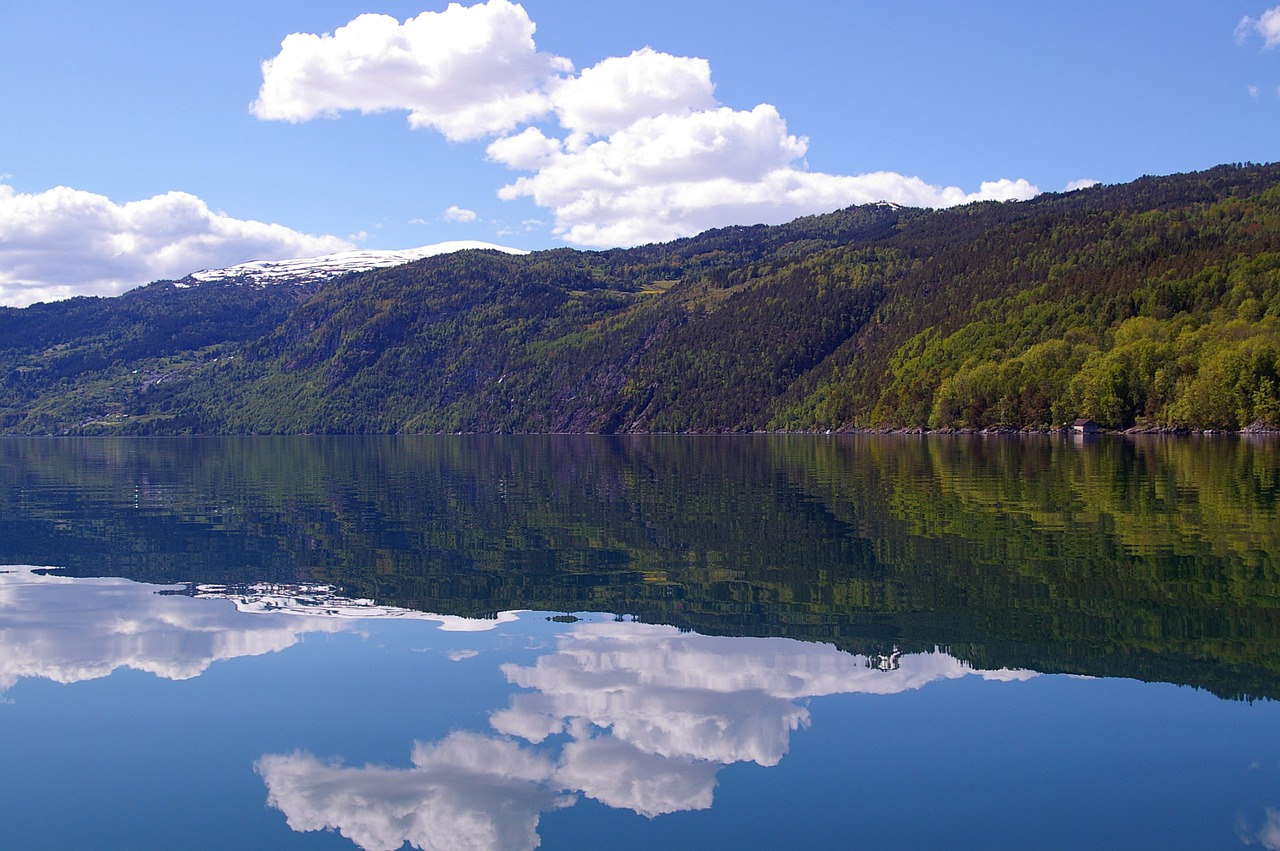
[183,240,527,287]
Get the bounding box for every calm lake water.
[1,435,1278,850]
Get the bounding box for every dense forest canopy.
[2,163,1279,434]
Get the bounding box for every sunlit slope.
[2,163,1278,434]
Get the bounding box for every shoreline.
[827,423,1280,437]
[4,424,1280,438]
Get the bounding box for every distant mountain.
[182,241,527,288]
[1,163,1278,435]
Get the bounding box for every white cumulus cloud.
[253,3,1042,250]
[487,43,1039,245]
[493,102,1037,245]
[1065,178,1101,191]
[549,47,716,138]
[484,46,1036,246]
[485,127,563,171]
[1237,7,1280,48]
[251,1,572,141]
[443,205,478,223]
[0,183,351,307]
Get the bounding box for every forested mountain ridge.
[2,162,1279,434]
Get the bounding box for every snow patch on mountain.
[182,241,527,287]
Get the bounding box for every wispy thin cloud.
[1237,6,1280,48]
[444,205,478,223]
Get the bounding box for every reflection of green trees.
[1,435,1277,699]
[778,436,1280,700]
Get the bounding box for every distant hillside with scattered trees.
[2,162,1279,434]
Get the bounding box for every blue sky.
[1,0,1277,305]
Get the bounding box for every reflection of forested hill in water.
[1,435,1278,700]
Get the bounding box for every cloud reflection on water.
[0,566,1038,851]
[1239,807,1280,850]
[260,620,1036,851]
[0,567,347,690]
[258,733,570,851]
[0,566,515,692]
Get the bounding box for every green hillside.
[2,162,1279,434]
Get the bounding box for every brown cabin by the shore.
[1072,418,1100,434]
